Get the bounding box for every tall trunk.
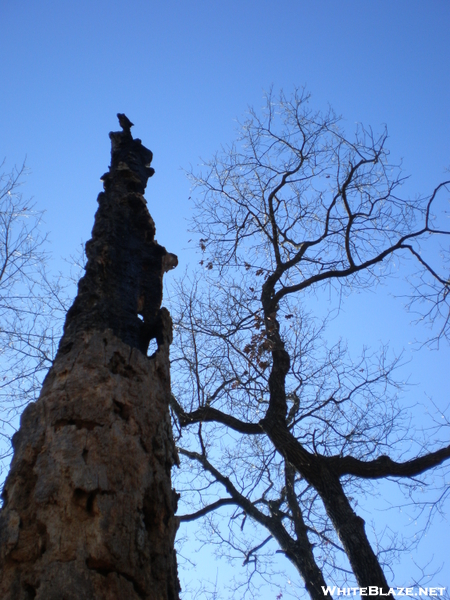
[0,116,180,600]
[262,419,392,596]
[313,470,391,594]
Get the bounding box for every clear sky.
[1,0,449,596]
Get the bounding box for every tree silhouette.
[170,89,450,598]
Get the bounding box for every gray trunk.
[0,117,180,600]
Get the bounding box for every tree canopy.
[169,89,450,598]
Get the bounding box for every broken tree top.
[60,114,178,356]
[0,113,181,600]
[101,113,156,195]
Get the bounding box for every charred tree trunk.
[0,116,180,600]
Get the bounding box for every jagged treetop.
[60,116,176,355]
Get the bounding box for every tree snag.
[0,116,180,600]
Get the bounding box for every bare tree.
[0,162,68,476]
[169,90,450,598]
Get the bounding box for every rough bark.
[0,116,180,600]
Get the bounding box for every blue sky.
[1,0,449,596]
[2,1,449,265]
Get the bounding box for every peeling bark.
[0,116,180,599]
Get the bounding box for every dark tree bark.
[0,117,180,600]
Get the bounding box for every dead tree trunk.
[0,116,180,600]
